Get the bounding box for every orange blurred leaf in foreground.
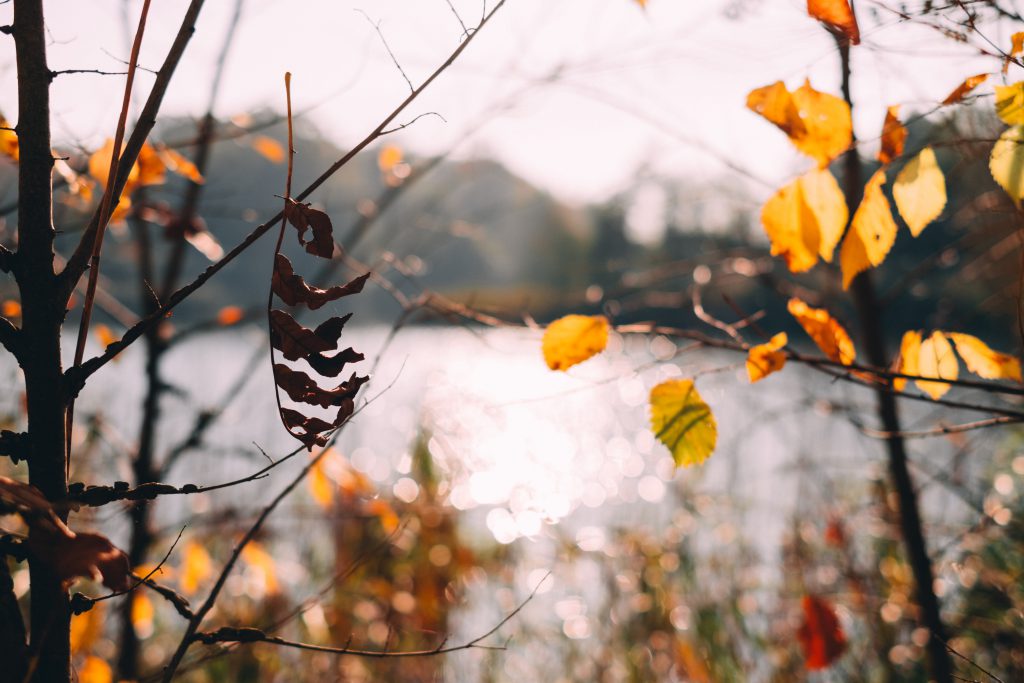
[542,314,610,371]
[252,135,285,163]
[78,656,113,683]
[241,541,280,594]
[942,73,988,105]
[180,540,212,594]
[787,298,856,366]
[377,144,404,173]
[807,0,860,45]
[878,106,906,164]
[216,305,244,326]
[2,299,21,318]
[798,595,847,670]
[747,332,788,383]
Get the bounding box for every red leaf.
[272,254,369,310]
[797,595,847,670]
[285,200,335,258]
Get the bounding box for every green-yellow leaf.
[990,125,1024,206]
[761,169,847,273]
[893,147,946,237]
[542,315,610,371]
[948,333,1023,382]
[839,170,898,289]
[649,379,717,468]
[916,331,958,400]
[995,82,1024,125]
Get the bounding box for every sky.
[0,1,1013,212]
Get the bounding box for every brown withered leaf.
[269,309,349,361]
[279,407,345,450]
[285,199,335,258]
[272,254,369,310]
[273,364,367,409]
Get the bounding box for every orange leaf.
[949,333,1022,382]
[0,112,18,162]
[308,454,335,509]
[840,170,898,289]
[747,80,852,167]
[878,106,906,164]
[747,332,787,383]
[216,306,244,326]
[807,0,859,45]
[241,542,280,594]
[2,299,21,318]
[377,144,403,173]
[78,656,113,683]
[94,324,118,349]
[157,145,205,184]
[787,297,856,365]
[252,135,285,163]
[797,595,847,670]
[942,73,988,105]
[542,315,610,371]
[71,602,104,655]
[180,541,212,594]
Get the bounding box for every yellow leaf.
[942,73,988,105]
[948,333,1023,382]
[89,138,140,188]
[916,332,958,399]
[747,81,852,167]
[378,144,403,173]
[136,143,168,187]
[761,169,847,272]
[649,379,717,468]
[131,592,154,635]
[995,82,1024,125]
[308,456,335,509]
[893,147,946,237]
[216,306,244,326]
[71,602,104,655]
[893,330,921,392]
[0,112,17,162]
[840,170,898,289]
[747,332,788,383]
[180,541,212,595]
[252,135,285,163]
[157,145,204,184]
[241,542,279,594]
[807,0,860,45]
[989,125,1024,206]
[787,297,856,365]
[542,314,610,371]
[878,106,906,164]
[78,656,112,683]
[94,324,117,349]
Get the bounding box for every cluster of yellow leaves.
[751,80,948,287]
[895,331,1021,399]
[649,379,717,467]
[542,314,610,371]
[88,139,204,223]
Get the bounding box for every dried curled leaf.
[839,170,898,289]
[273,254,369,310]
[542,314,610,371]
[916,331,958,399]
[285,199,336,259]
[649,379,717,468]
[273,364,367,409]
[807,0,859,45]
[787,297,856,365]
[942,73,988,105]
[878,106,906,164]
[747,332,788,383]
[893,147,946,237]
[747,80,852,168]
[893,330,921,392]
[798,595,847,670]
[948,333,1023,382]
[990,125,1024,206]
[761,169,847,273]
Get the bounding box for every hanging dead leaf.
[893,330,921,392]
[797,595,847,670]
[942,73,988,105]
[787,298,856,365]
[878,106,906,164]
[990,125,1024,206]
[948,333,1022,382]
[893,147,946,237]
[252,135,285,163]
[761,168,847,272]
[747,332,788,383]
[273,254,369,310]
[542,314,610,371]
[840,170,898,289]
[273,364,367,409]
[649,379,717,467]
[807,0,859,45]
[916,331,958,399]
[285,199,336,258]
